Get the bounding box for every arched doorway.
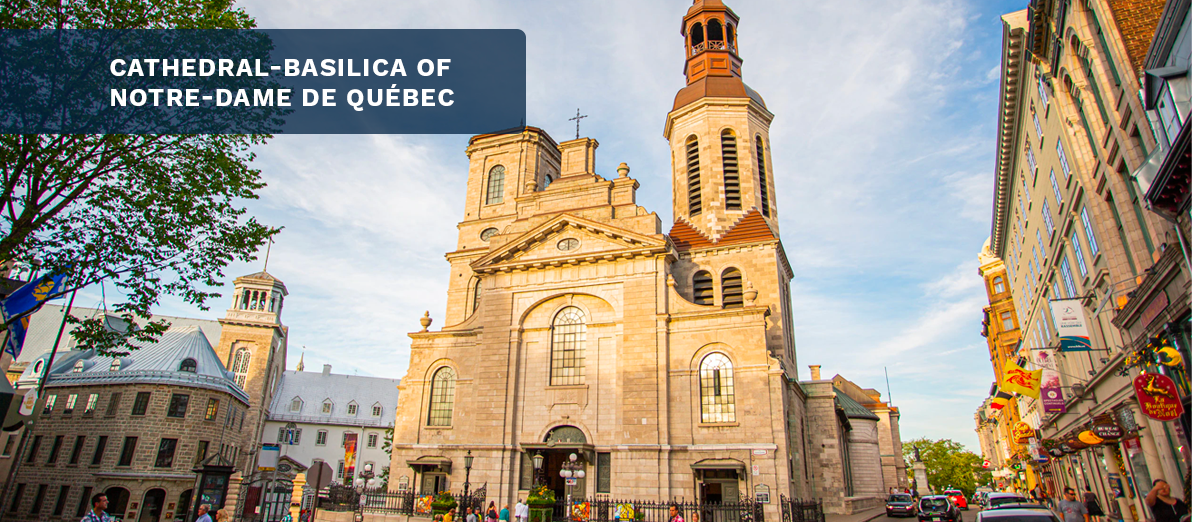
[139,488,166,522]
[104,487,131,519]
[175,490,193,522]
[539,426,588,501]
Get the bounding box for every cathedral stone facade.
[389,1,812,516]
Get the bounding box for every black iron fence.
[315,486,488,516]
[778,496,823,522]
[543,497,766,522]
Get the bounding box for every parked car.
[975,507,1060,522]
[945,490,969,510]
[985,493,1030,509]
[918,496,963,522]
[888,494,918,518]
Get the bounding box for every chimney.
[809,365,821,381]
[322,364,332,376]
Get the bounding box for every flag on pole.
[1,273,67,321]
[1002,359,1043,398]
[990,390,1012,409]
[3,315,30,359]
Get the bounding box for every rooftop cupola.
[682,0,742,84]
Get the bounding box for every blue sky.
[100,0,1033,452]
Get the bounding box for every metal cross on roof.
[568,108,587,140]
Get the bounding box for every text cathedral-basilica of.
[389,1,850,516]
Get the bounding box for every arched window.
[727,24,736,51]
[179,358,197,373]
[755,136,770,217]
[686,136,702,216]
[472,278,482,314]
[707,19,723,45]
[992,276,1006,294]
[721,268,743,308]
[241,289,250,310]
[428,366,456,426]
[550,307,586,385]
[690,22,704,53]
[692,271,714,305]
[699,353,736,423]
[231,348,252,388]
[721,130,741,210]
[485,165,506,205]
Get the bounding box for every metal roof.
[834,387,880,421]
[13,304,221,365]
[20,325,248,404]
[266,370,399,428]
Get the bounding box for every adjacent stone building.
[4,327,251,522]
[829,374,906,494]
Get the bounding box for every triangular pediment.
[472,214,667,272]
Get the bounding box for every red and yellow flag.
[1003,360,1042,399]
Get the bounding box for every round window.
[557,238,579,251]
[480,228,498,241]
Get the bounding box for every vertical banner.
[1034,349,1066,413]
[1048,301,1092,351]
[343,433,358,481]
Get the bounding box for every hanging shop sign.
[1133,373,1185,421]
[1013,422,1035,444]
[1049,301,1093,351]
[1066,438,1089,450]
[1077,430,1104,446]
[1048,447,1066,457]
[1035,349,1067,413]
[1092,422,1123,441]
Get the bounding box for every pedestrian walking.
[468,507,479,522]
[487,501,499,522]
[81,493,113,522]
[1145,479,1188,522]
[669,505,685,522]
[500,504,511,522]
[1058,488,1090,522]
[1083,487,1104,522]
[445,507,456,522]
[194,504,213,522]
[515,498,529,522]
[216,507,233,521]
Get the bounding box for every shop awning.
[690,458,746,470]
[407,456,452,471]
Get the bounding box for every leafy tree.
[1,0,278,356]
[378,426,393,489]
[903,437,992,498]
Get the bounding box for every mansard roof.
[22,326,248,404]
[266,369,399,428]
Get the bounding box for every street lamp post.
[463,450,475,509]
[532,452,544,487]
[558,453,585,519]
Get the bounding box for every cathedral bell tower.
[665,0,777,242]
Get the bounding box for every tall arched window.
[472,279,482,314]
[428,366,456,426]
[721,130,741,210]
[231,348,252,388]
[707,19,723,45]
[721,268,743,308]
[727,24,736,51]
[699,353,735,423]
[755,136,770,217]
[550,307,586,385]
[485,165,506,205]
[686,136,702,216]
[690,22,704,54]
[692,271,714,305]
[992,276,1006,294]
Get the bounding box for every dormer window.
[322,399,333,415]
[109,360,121,372]
[179,358,197,373]
[290,397,303,413]
[72,361,85,373]
[347,402,358,416]
[372,404,383,417]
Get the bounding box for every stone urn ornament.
[420,311,432,332]
[743,282,758,304]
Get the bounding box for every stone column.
[1099,446,1135,522]
[912,462,930,496]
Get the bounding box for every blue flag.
[1,273,67,323]
[3,315,29,359]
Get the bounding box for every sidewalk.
[824,506,887,522]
